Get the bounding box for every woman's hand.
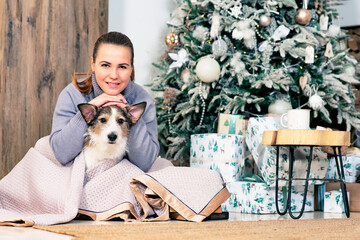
[89,93,128,109]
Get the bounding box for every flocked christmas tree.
[151,0,360,164]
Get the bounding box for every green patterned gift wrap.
[324,190,350,213]
[245,117,329,187]
[222,181,314,214]
[190,134,246,183]
[217,113,248,135]
[326,155,360,183]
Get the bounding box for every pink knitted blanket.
[0,137,229,226]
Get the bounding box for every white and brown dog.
[78,102,146,169]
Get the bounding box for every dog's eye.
[100,118,107,123]
[117,119,124,124]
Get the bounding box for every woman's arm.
[126,99,160,172]
[49,85,88,165]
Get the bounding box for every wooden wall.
[0,0,108,178]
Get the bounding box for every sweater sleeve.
[49,85,88,165]
[126,98,160,172]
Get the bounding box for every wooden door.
[0,0,108,178]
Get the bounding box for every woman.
[50,32,159,172]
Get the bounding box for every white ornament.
[319,14,329,31]
[259,25,290,52]
[268,99,292,114]
[195,57,221,83]
[210,12,221,39]
[168,49,189,69]
[229,4,242,17]
[193,26,209,42]
[305,45,314,64]
[309,86,325,111]
[324,42,334,58]
[232,20,256,49]
[212,38,228,57]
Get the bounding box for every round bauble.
[268,99,292,114]
[165,32,180,50]
[212,38,228,57]
[296,8,311,25]
[195,57,220,83]
[259,14,271,27]
[181,68,190,83]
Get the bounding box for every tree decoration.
[232,20,256,49]
[163,88,178,106]
[168,48,189,69]
[299,74,310,91]
[305,45,315,64]
[259,25,290,52]
[165,31,180,50]
[296,0,311,25]
[212,38,228,57]
[268,94,293,114]
[324,42,334,58]
[151,0,360,163]
[309,85,325,111]
[259,14,271,27]
[319,14,329,31]
[181,68,190,83]
[195,57,220,83]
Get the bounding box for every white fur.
[83,107,128,170]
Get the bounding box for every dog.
[77,102,146,169]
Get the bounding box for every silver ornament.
[212,38,228,57]
[259,15,271,27]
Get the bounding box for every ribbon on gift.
[241,173,265,183]
[228,115,238,134]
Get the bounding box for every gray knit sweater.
[49,75,159,171]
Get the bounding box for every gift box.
[324,189,350,213]
[190,134,245,183]
[222,181,314,214]
[217,113,248,135]
[320,183,360,212]
[326,155,360,183]
[245,117,329,187]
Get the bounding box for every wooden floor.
[0,212,355,239]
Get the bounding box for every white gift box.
[326,155,360,183]
[324,189,350,213]
[190,134,245,183]
[245,117,329,187]
[222,181,314,214]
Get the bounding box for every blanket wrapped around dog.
[0,136,230,226]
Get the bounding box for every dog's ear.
[126,102,147,125]
[78,103,98,125]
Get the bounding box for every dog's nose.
[108,132,117,142]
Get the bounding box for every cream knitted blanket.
[0,136,229,226]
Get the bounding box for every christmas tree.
[151,0,360,164]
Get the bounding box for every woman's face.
[91,43,133,96]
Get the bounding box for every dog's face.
[78,102,146,151]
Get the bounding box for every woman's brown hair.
[73,32,135,94]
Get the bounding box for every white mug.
[280,109,310,129]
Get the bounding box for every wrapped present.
[245,117,329,187]
[222,181,314,214]
[326,155,360,183]
[217,113,248,135]
[323,183,360,212]
[190,134,245,183]
[324,189,350,213]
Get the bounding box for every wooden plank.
[262,130,350,146]
[0,0,108,178]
